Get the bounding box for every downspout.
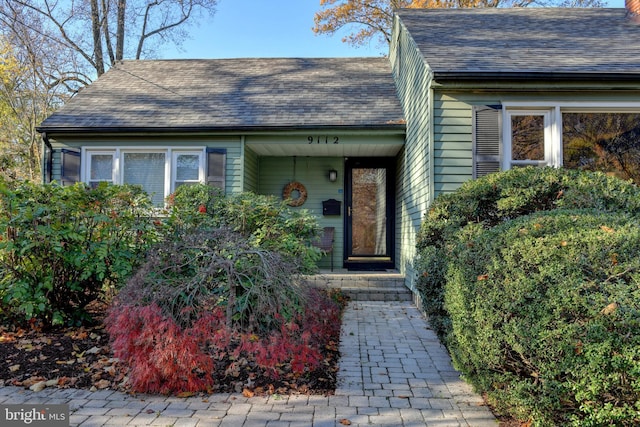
[42,132,53,184]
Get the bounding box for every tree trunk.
[116,0,126,61]
[90,0,105,76]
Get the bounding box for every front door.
[344,158,395,270]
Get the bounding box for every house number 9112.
[307,136,339,144]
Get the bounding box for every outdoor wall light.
[328,169,338,182]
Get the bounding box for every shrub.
[104,184,335,394]
[416,167,640,340]
[117,227,308,332]
[105,303,227,394]
[164,184,225,232]
[0,181,159,327]
[165,185,322,274]
[445,210,640,426]
[107,277,343,394]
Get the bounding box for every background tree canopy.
[0,0,218,181]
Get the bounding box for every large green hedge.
[0,181,159,326]
[446,210,640,425]
[416,167,640,340]
[415,167,640,425]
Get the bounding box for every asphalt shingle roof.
[39,58,405,132]
[397,8,640,76]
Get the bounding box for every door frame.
[343,157,395,271]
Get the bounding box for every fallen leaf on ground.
[94,379,110,389]
[176,391,196,398]
[29,381,47,392]
[86,346,101,355]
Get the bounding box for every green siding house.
[38,8,640,293]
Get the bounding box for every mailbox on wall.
[322,199,341,216]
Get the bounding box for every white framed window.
[87,151,116,187]
[82,147,207,206]
[121,151,168,206]
[500,103,640,184]
[172,151,204,190]
[504,109,556,169]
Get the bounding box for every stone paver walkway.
[0,300,497,426]
[335,301,497,426]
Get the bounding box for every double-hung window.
[80,147,220,206]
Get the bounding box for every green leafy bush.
[416,167,640,340]
[166,185,322,273]
[445,210,640,426]
[0,181,159,326]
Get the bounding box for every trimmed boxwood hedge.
[415,167,640,425]
[446,210,640,426]
[416,167,640,341]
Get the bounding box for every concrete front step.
[303,271,412,302]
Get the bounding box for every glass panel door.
[351,168,387,256]
[345,158,394,270]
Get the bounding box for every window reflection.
[512,115,545,161]
[563,113,640,184]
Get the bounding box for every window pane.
[123,152,166,206]
[90,155,113,181]
[176,154,199,181]
[563,113,640,185]
[512,115,545,161]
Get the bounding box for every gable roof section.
[39,58,405,133]
[397,8,640,80]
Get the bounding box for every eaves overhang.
[37,123,407,137]
[432,71,640,84]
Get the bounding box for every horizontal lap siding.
[390,17,432,289]
[257,156,344,270]
[243,147,259,193]
[433,95,473,196]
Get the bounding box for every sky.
[165,1,383,59]
[164,0,626,60]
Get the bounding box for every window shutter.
[60,149,81,186]
[473,105,502,178]
[206,148,226,190]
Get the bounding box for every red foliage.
[105,304,228,394]
[105,289,344,395]
[236,289,342,379]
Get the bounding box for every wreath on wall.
[283,181,307,207]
